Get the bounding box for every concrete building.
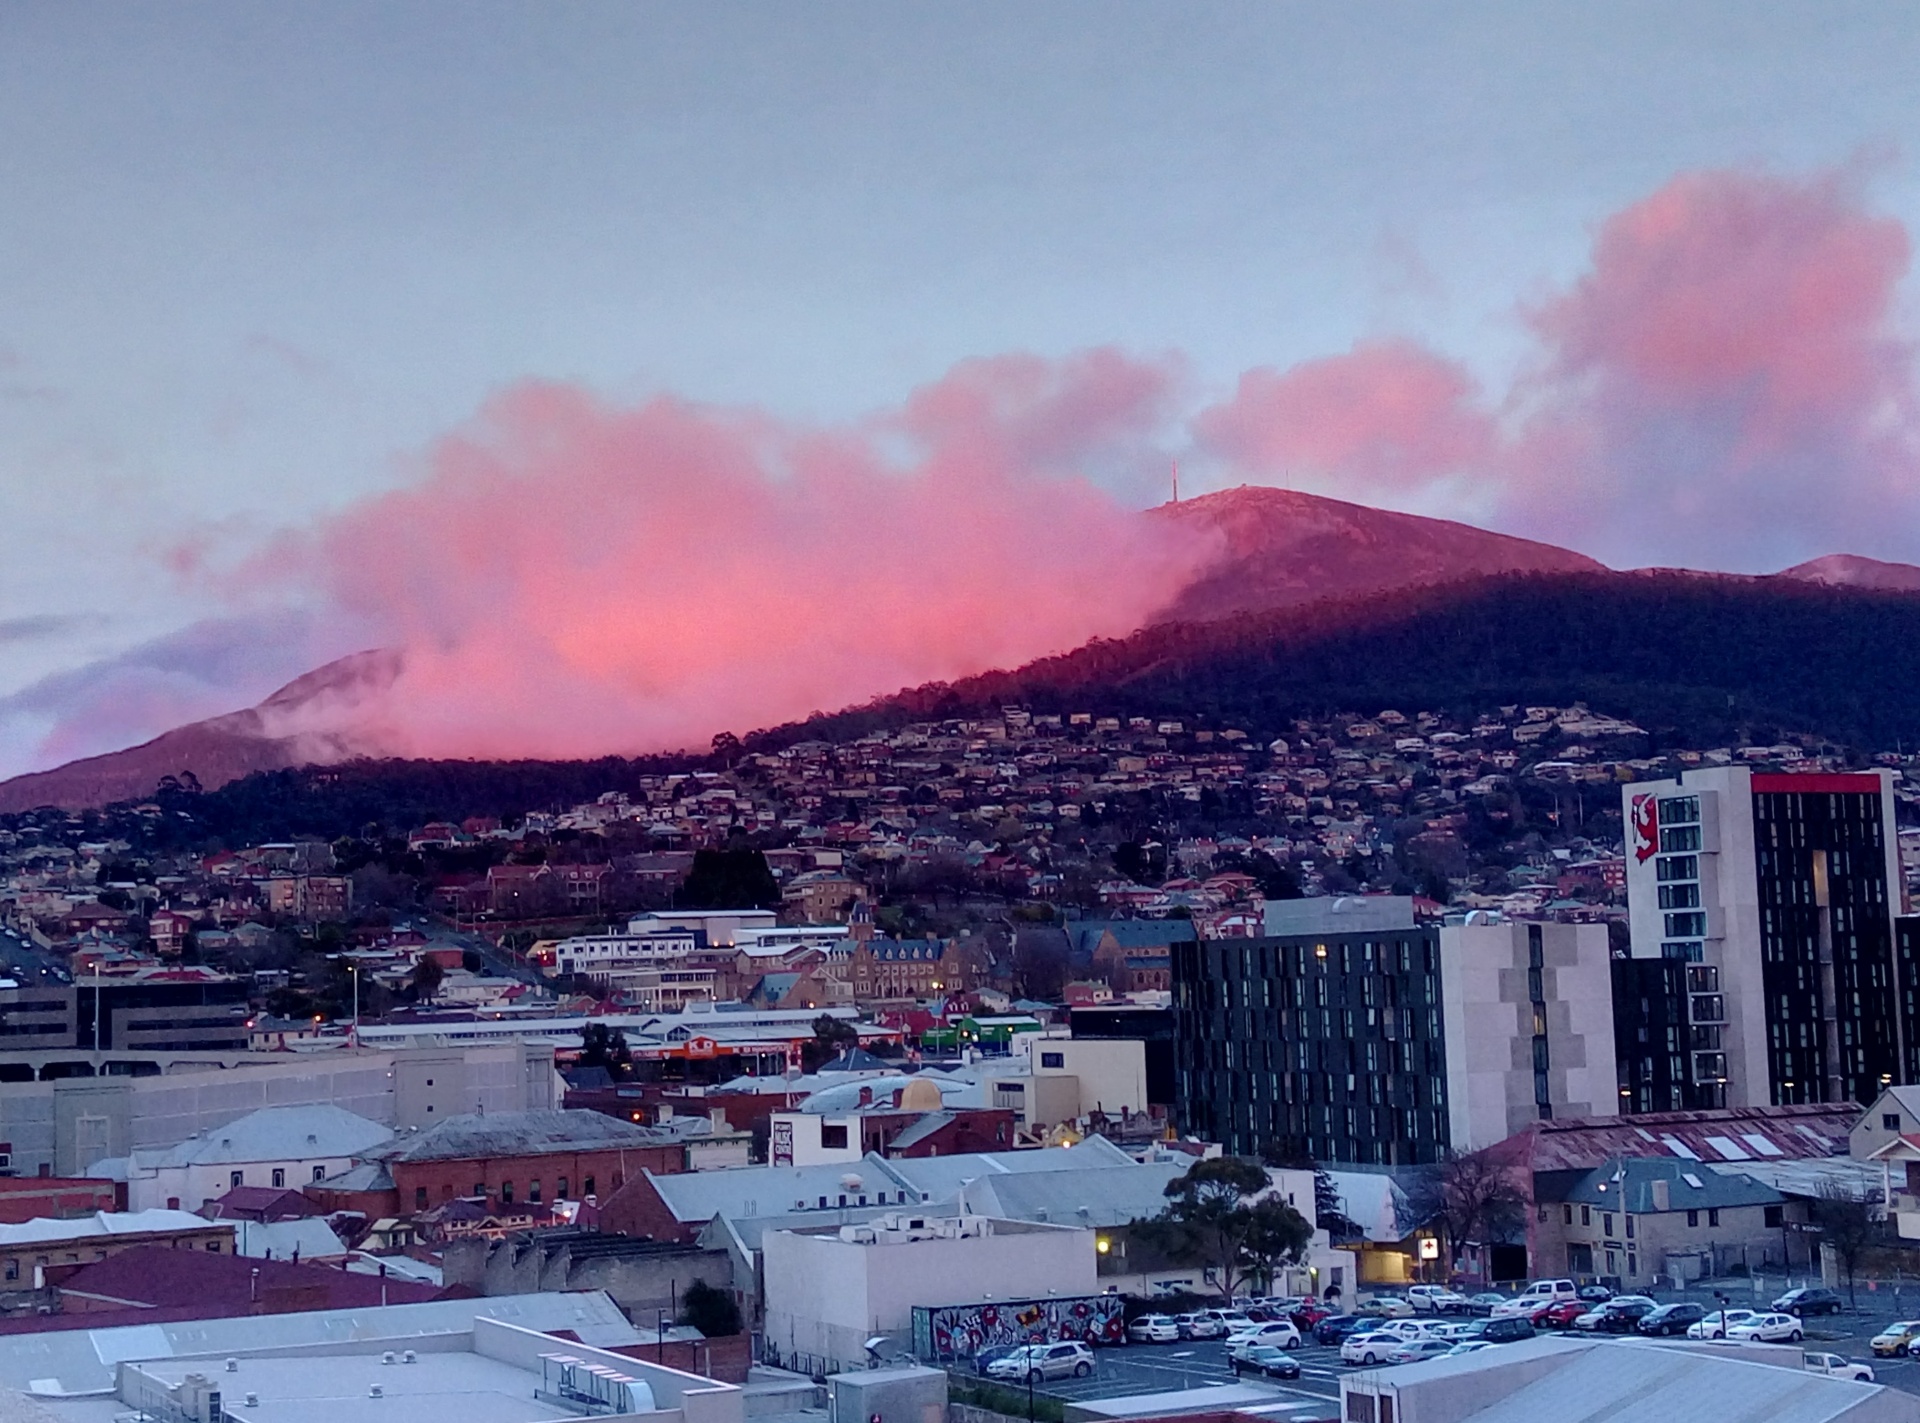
[442,1226,734,1326]
[1619,767,1904,1109]
[1175,901,1616,1162]
[0,973,250,1053]
[1441,919,1618,1150]
[0,1290,744,1423]
[0,1041,559,1178]
[761,1213,1096,1374]
[97,1104,395,1212]
[989,1035,1151,1134]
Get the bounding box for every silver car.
[986,1342,1096,1383]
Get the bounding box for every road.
[0,923,67,984]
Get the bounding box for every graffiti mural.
[911,1295,1126,1361]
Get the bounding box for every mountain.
[4,486,1916,812]
[1772,553,1920,593]
[0,650,401,815]
[1149,486,1606,621]
[756,570,1920,753]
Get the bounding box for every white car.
[1173,1313,1226,1340]
[986,1342,1095,1383]
[1428,1322,1478,1341]
[1444,1341,1493,1357]
[1493,1279,1578,1318]
[1227,1321,1303,1352]
[1687,1309,1758,1340]
[1127,1315,1180,1344]
[1343,1332,1405,1367]
[1360,1296,1416,1319]
[1725,1313,1804,1344]
[1407,1285,1469,1314]
[1804,1352,1875,1383]
[1385,1338,1457,1365]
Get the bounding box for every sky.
[5,2,1920,777]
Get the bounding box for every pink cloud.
[240,351,1209,761]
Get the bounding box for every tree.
[410,956,445,1003]
[1136,1156,1276,1302]
[1313,1166,1361,1243]
[679,1279,742,1337]
[578,1022,633,1077]
[1239,1196,1314,1295]
[1411,1149,1526,1279]
[800,1013,859,1072]
[676,849,781,910]
[1811,1184,1882,1309]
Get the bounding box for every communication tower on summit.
[1171,458,1180,503]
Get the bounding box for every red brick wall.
[391,1143,685,1213]
[596,1174,695,1243]
[0,1179,117,1223]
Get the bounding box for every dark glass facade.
[1611,957,1719,1113]
[1172,931,1450,1164]
[1753,785,1899,1105]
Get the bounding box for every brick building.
[368,1109,685,1215]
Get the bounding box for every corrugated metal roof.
[1501,1104,1856,1174]
[372,1109,672,1163]
[1555,1158,1783,1212]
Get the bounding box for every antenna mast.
[1171,458,1180,504]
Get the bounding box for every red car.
[1535,1300,1588,1329]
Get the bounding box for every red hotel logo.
[1630,792,1659,863]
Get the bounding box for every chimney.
[1650,1178,1670,1213]
[858,1087,873,1108]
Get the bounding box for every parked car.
[1408,1285,1470,1314]
[1127,1315,1180,1344]
[1637,1303,1706,1337]
[986,1342,1095,1383]
[1342,1332,1404,1367]
[1533,1300,1590,1330]
[1462,1293,1509,1316]
[1385,1338,1457,1365]
[1358,1296,1415,1318]
[1200,1310,1255,1335]
[1873,1321,1920,1357]
[1173,1313,1226,1340]
[1444,1341,1493,1357]
[1576,1284,1615,1303]
[973,1345,1029,1376]
[1577,1297,1657,1333]
[1227,1321,1303,1352]
[1724,1312,1805,1344]
[1687,1309,1758,1341]
[1230,1346,1302,1381]
[1493,1280,1578,1318]
[1290,1301,1334,1330]
[1479,1316,1537,1344]
[1773,1287,1844,1317]
[1314,1315,1369,1346]
[1428,1322,1478,1341]
[1804,1352,1875,1383]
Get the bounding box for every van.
[1492,1280,1577,1318]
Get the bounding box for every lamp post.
[350,962,360,1048]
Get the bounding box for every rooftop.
[0,1210,222,1248]
[370,1109,674,1163]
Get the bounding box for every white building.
[990,1036,1150,1133]
[1439,919,1619,1150]
[761,1214,1096,1373]
[1620,766,1903,1108]
[97,1104,395,1212]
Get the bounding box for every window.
[1886,1114,1902,1131]
[271,1168,285,1189]
[229,1170,244,1188]
[1603,1214,1614,1237]
[584,1177,595,1198]
[1657,855,1699,882]
[1664,912,1707,938]
[1688,1210,1699,1227]
[529,1179,542,1204]
[205,1240,221,1252]
[558,1177,569,1199]
[1581,1205,1591,1226]
[415,1186,428,1209]
[1625,1215,1635,1239]
[1563,1204,1573,1225]
[1041,1052,1065,1069]
[474,1182,486,1198]
[1660,825,1701,853]
[819,1123,849,1150]
[1658,883,1700,910]
[1765,1206,1784,1228]
[312,1166,325,1182]
[501,1181,514,1205]
[3,1259,14,1282]
[1658,795,1700,825]
[1708,1209,1720,1227]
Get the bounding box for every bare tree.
[1811,1184,1882,1310]
[1412,1148,1527,1279]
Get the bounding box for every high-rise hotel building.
[1617,766,1905,1110]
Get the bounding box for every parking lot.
[985,1283,1920,1412]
